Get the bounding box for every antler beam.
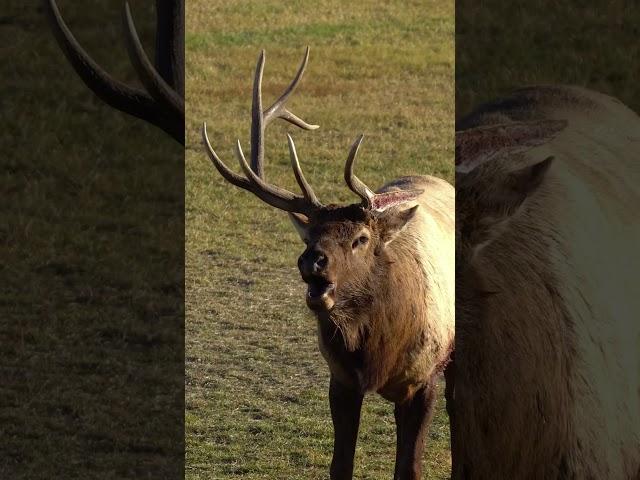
[344,135,424,211]
[250,47,319,179]
[202,48,322,215]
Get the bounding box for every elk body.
[455,85,640,479]
[203,49,454,480]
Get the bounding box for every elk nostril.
[314,254,327,272]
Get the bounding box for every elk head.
[203,48,423,312]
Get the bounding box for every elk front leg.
[393,381,437,480]
[329,376,364,480]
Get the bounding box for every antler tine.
[250,50,267,177]
[45,0,150,113]
[123,2,185,118]
[203,48,322,216]
[153,0,184,97]
[249,47,320,178]
[264,47,320,131]
[202,123,253,191]
[344,134,376,208]
[287,134,322,208]
[204,123,308,212]
[203,123,319,215]
[235,140,317,215]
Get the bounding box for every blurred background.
[185,0,453,479]
[456,0,640,117]
[1,2,183,478]
[455,2,640,478]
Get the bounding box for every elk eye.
[352,235,369,249]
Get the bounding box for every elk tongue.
[308,281,334,299]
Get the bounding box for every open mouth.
[305,280,336,311]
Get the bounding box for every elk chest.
[316,313,433,403]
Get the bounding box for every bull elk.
[202,48,455,479]
[454,85,640,479]
[44,0,184,144]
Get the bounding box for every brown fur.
[455,188,577,478]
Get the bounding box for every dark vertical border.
[1,2,184,478]
[455,2,640,478]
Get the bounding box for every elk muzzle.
[298,249,336,311]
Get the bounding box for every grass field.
[185,1,454,479]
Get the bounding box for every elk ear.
[371,189,423,212]
[466,155,554,256]
[377,205,419,249]
[455,119,566,173]
[498,155,554,209]
[288,212,310,242]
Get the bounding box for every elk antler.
[44,0,185,144]
[344,134,376,208]
[202,48,322,216]
[344,135,424,212]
